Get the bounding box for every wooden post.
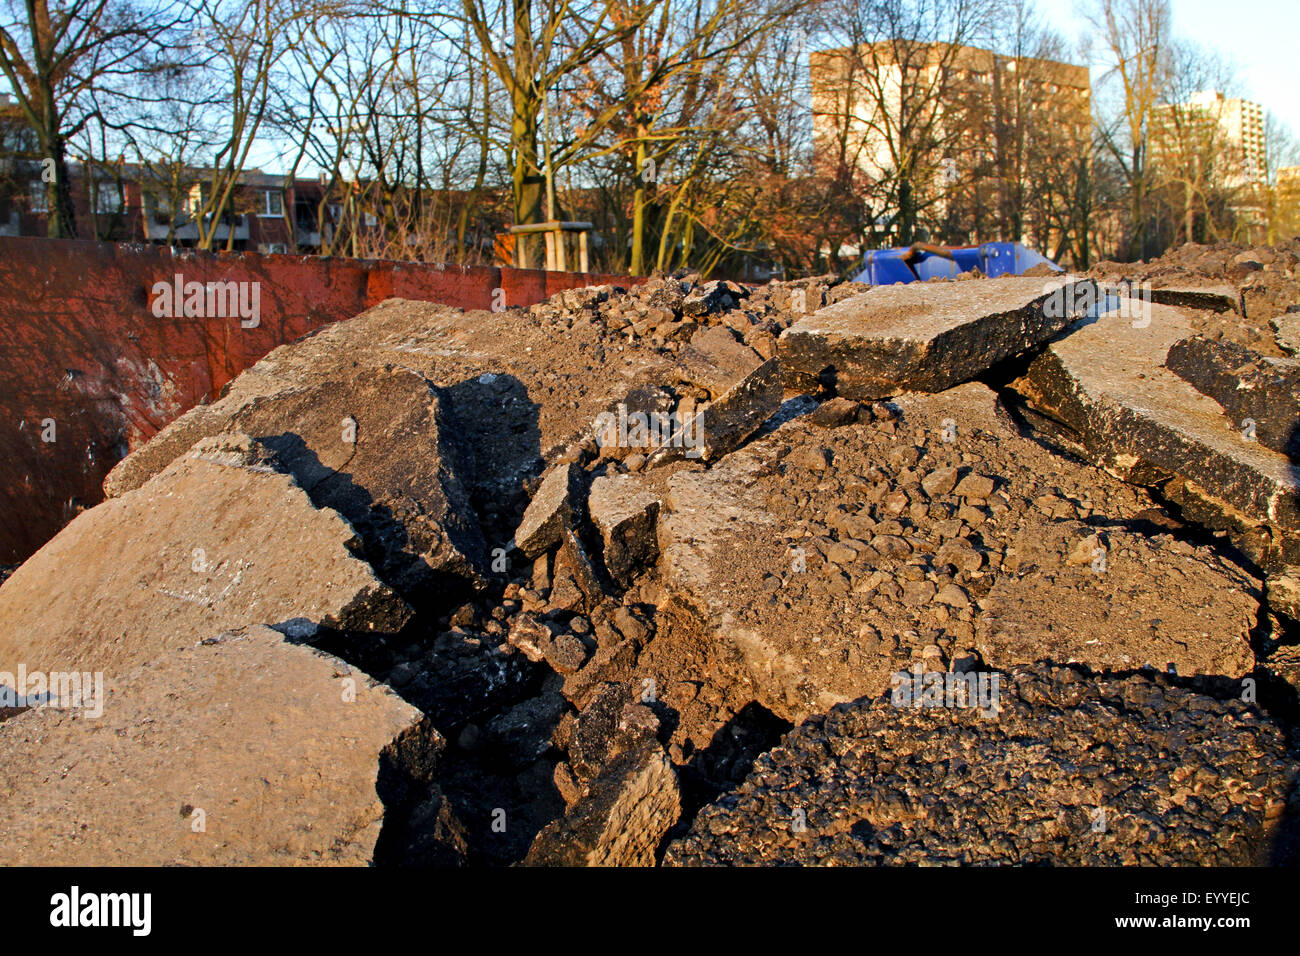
[555,225,567,272]
[578,230,589,273]
[544,231,556,271]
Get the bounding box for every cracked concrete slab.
[105,364,491,597]
[104,299,684,571]
[778,277,1098,399]
[0,434,410,676]
[1012,300,1300,541]
[1164,335,1300,461]
[0,623,434,865]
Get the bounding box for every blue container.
[858,248,917,285]
[978,241,1060,278]
[852,242,1061,285]
[950,247,983,273]
[912,253,963,281]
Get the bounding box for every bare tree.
[189,0,304,250]
[1084,0,1170,260]
[554,0,789,274]
[815,0,998,244]
[459,0,648,264]
[268,2,502,263]
[0,0,188,236]
[1143,39,1244,246]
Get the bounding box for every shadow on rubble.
[980,344,1087,451]
[372,718,469,867]
[1293,417,1300,522]
[372,700,568,867]
[327,374,555,866]
[259,431,480,625]
[660,701,793,853]
[212,375,553,866]
[440,372,544,545]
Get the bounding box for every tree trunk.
[1129,145,1145,260]
[898,178,915,244]
[43,130,77,239]
[511,82,544,265]
[630,137,648,276]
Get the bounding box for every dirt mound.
[658,382,1257,723]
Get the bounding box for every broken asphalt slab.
[0,434,410,676]
[587,474,662,588]
[514,462,587,558]
[103,298,686,572]
[1011,300,1300,560]
[1146,283,1242,315]
[104,361,493,600]
[778,276,1099,399]
[0,624,449,865]
[1164,335,1300,461]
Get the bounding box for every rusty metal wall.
[0,237,635,563]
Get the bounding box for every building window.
[94,184,123,215]
[147,191,190,219]
[261,190,283,217]
[29,180,47,213]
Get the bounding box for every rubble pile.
[666,665,1298,866]
[0,256,1297,867]
[1090,238,1300,355]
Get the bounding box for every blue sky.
[1037,0,1300,137]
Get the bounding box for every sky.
[1037,0,1300,137]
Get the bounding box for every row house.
[0,143,351,253]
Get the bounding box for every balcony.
[145,214,248,243]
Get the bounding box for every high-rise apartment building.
[1152,90,1266,187]
[1274,165,1300,240]
[809,42,1090,247]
